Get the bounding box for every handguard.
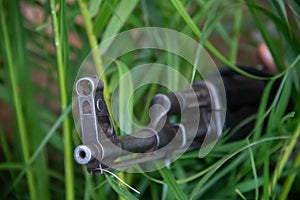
[73,67,273,174]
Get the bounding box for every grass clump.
[0,0,299,199]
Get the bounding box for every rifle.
[73,67,273,174]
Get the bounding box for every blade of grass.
[105,174,139,200]
[271,110,299,196]
[252,79,276,140]
[193,3,243,82]
[2,2,54,198]
[247,139,259,200]
[83,170,93,200]
[12,105,72,188]
[215,23,232,46]
[161,183,168,200]
[264,72,292,194]
[198,0,222,45]
[93,175,108,200]
[49,1,74,199]
[279,122,300,199]
[235,178,264,193]
[77,0,111,111]
[198,142,282,197]
[288,0,300,28]
[93,177,108,191]
[93,0,118,36]
[269,0,292,36]
[88,0,102,18]
[48,170,65,183]
[262,71,291,198]
[0,3,37,199]
[158,167,188,200]
[189,136,290,199]
[245,0,285,70]
[77,0,104,76]
[0,124,13,166]
[253,55,299,141]
[250,3,299,55]
[235,188,247,200]
[150,183,159,200]
[271,75,292,126]
[190,0,222,82]
[0,163,24,171]
[195,0,214,21]
[229,7,242,63]
[116,60,134,199]
[116,60,134,135]
[192,150,249,199]
[169,0,266,80]
[222,115,257,142]
[13,1,51,198]
[102,0,139,40]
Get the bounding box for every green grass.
[0,0,299,199]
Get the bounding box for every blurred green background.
[0,0,299,199]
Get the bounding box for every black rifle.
[73,67,274,174]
